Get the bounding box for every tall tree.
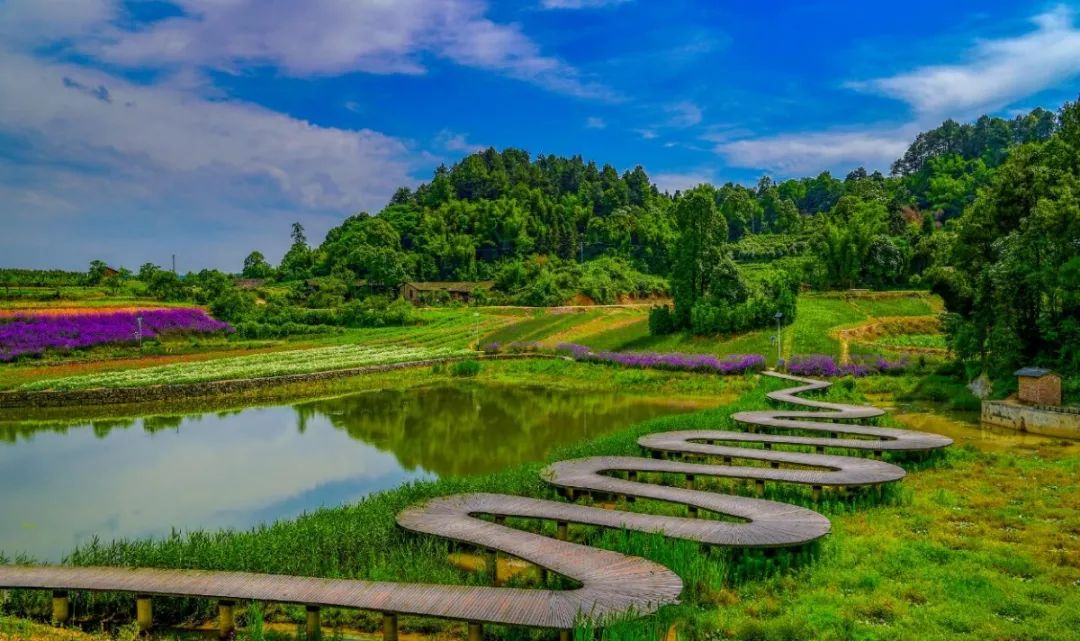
[671,186,728,326]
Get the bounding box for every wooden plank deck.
[0,373,952,632]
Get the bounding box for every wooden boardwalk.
[0,373,951,634]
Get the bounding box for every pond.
[0,384,705,561]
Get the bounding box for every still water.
[0,384,702,560]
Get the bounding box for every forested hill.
[269,105,1061,289]
[232,101,1076,382]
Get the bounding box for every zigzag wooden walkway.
[0,373,951,637]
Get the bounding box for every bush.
[209,290,256,323]
[338,297,418,328]
[648,305,676,335]
[450,359,481,377]
[233,322,340,339]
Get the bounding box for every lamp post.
[774,312,783,368]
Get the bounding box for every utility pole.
[774,312,784,368]
[171,254,176,274]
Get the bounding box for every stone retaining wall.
[981,399,1080,440]
[0,353,555,410]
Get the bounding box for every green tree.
[671,187,728,326]
[242,251,275,279]
[279,222,313,281]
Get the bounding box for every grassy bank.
[7,375,1070,641]
[0,359,749,427]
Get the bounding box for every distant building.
[1014,367,1062,406]
[234,278,267,290]
[401,281,494,304]
[102,266,120,278]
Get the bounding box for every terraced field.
[480,292,945,366]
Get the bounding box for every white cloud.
[716,129,912,176]
[0,0,114,47]
[585,116,607,129]
[635,128,658,140]
[78,0,614,100]
[541,0,632,8]
[849,6,1080,118]
[714,6,1080,177]
[650,171,713,194]
[664,101,703,128]
[0,50,418,268]
[0,51,414,211]
[435,129,487,154]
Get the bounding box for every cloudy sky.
[3,1,1080,270]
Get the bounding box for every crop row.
[17,344,473,391]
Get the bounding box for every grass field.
[4,375,1075,641]
[478,291,943,366]
[1,292,943,392]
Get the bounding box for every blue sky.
[3,0,1080,270]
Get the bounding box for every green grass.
[577,294,875,365]
[8,374,1065,641]
[13,344,473,391]
[876,334,948,350]
[846,294,936,317]
[480,310,597,346]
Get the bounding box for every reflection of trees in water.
[0,387,686,476]
[0,414,199,443]
[0,418,139,443]
[295,385,685,476]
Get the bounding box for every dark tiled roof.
[1014,367,1055,377]
[405,281,494,292]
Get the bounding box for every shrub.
[648,305,677,335]
[450,359,481,377]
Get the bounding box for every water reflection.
[0,384,698,560]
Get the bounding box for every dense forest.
[32,102,1077,385]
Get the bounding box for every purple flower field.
[555,343,766,374]
[0,308,232,361]
[786,353,909,377]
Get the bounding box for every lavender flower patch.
[786,354,909,377]
[0,308,232,361]
[555,343,764,375]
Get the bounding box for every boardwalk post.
[559,629,571,641]
[815,445,825,454]
[468,621,483,641]
[382,612,398,641]
[135,594,152,633]
[754,480,765,496]
[306,605,321,640]
[556,521,568,541]
[811,485,822,502]
[487,550,500,586]
[218,600,235,639]
[685,474,695,489]
[51,591,69,626]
